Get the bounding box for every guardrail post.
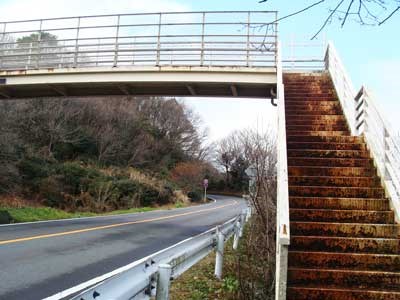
[239,211,246,238]
[214,227,224,279]
[156,263,172,300]
[233,219,240,250]
[245,206,251,222]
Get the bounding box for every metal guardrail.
[56,206,252,300]
[325,43,400,222]
[0,11,277,70]
[275,41,290,300]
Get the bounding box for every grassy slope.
[1,202,187,223]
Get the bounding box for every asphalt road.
[0,195,245,300]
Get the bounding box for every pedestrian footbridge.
[0,11,277,98]
[1,10,400,300]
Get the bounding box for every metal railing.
[46,206,251,300]
[324,43,400,222]
[282,35,326,70]
[275,41,290,300]
[0,11,278,70]
[355,88,400,222]
[325,42,357,135]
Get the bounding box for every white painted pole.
[233,220,240,250]
[156,264,172,300]
[214,228,224,279]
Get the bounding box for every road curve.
[0,195,245,300]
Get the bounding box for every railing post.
[200,12,205,66]
[246,11,250,67]
[35,20,43,69]
[0,23,5,70]
[384,127,391,181]
[73,17,81,68]
[27,42,33,69]
[214,227,224,279]
[233,219,240,250]
[113,15,120,67]
[239,211,245,238]
[156,264,172,300]
[156,13,162,66]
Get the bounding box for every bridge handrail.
[324,42,357,135]
[275,40,290,300]
[44,206,251,300]
[325,42,400,222]
[355,87,400,222]
[0,11,278,70]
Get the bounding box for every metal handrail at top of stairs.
[325,41,400,223]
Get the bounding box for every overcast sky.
[0,0,398,141]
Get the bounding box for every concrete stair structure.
[284,73,400,300]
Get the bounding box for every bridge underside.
[0,66,276,99]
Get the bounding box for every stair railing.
[275,40,290,300]
[325,42,400,223]
[324,42,357,135]
[355,87,400,222]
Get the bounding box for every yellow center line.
[0,201,239,246]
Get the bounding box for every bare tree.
[259,0,400,38]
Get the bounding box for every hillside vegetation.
[0,97,216,218]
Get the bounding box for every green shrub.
[0,210,13,224]
[39,176,65,207]
[188,190,203,202]
[18,156,52,181]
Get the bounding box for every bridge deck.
[0,66,276,99]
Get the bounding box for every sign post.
[203,179,209,202]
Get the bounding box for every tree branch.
[311,0,346,39]
[341,0,355,26]
[379,6,400,25]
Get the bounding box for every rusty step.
[285,108,342,115]
[286,114,345,121]
[286,118,347,126]
[286,96,337,101]
[290,197,390,211]
[288,157,372,167]
[288,149,369,159]
[290,209,393,223]
[289,166,375,177]
[285,92,336,98]
[287,286,400,300]
[287,124,349,131]
[286,130,350,136]
[288,251,400,272]
[289,185,385,198]
[289,176,380,187]
[287,142,366,150]
[290,222,400,238]
[285,100,340,107]
[286,135,363,143]
[290,235,400,253]
[288,268,400,291]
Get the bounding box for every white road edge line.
[42,211,235,300]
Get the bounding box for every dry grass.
[0,195,42,208]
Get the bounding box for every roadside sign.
[203,179,209,188]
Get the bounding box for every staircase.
[284,73,400,300]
